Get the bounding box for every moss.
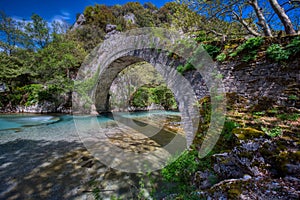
[228,188,242,199]
[232,127,265,140]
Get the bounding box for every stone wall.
[180,58,299,110]
[218,59,300,109]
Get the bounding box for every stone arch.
[74,28,225,150]
[94,49,200,146]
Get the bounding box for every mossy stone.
[232,127,265,140]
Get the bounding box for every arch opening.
[109,61,179,112]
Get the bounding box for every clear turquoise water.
[0,114,61,130]
[0,110,180,132]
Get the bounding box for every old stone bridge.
[73,28,299,155]
[73,28,226,155]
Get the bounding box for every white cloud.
[51,10,72,25]
[12,16,32,24]
[61,10,71,18]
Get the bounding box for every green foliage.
[222,120,240,140]
[0,12,87,109]
[230,37,263,61]
[161,149,214,198]
[253,111,266,116]
[162,150,198,184]
[195,31,211,42]
[176,62,195,74]
[216,52,226,62]
[242,51,258,62]
[203,44,221,59]
[261,126,282,137]
[69,25,104,52]
[277,113,300,121]
[242,37,264,50]
[84,4,116,29]
[286,36,300,56]
[131,87,150,108]
[266,44,289,62]
[288,95,299,100]
[25,13,51,49]
[130,84,177,110]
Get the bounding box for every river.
[0,111,184,199]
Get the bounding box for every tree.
[25,14,50,49]
[83,4,116,29]
[0,12,28,54]
[35,36,86,86]
[268,0,296,34]
[180,0,299,37]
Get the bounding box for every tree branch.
[232,11,261,36]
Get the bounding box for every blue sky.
[0,0,172,25]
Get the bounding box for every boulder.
[104,24,120,39]
[123,13,136,24]
[71,14,85,31]
[105,24,117,33]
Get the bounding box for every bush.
[277,113,299,121]
[230,37,263,61]
[216,52,226,62]
[203,44,221,59]
[162,150,197,182]
[266,44,289,62]
[261,126,282,137]
[131,87,151,108]
[243,37,264,50]
[22,84,44,106]
[176,62,195,74]
[286,36,300,56]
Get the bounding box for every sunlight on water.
[0,114,61,131]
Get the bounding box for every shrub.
[161,150,198,186]
[22,84,44,106]
[216,52,226,62]
[286,36,300,56]
[230,37,263,61]
[195,31,210,42]
[261,126,282,137]
[288,95,299,100]
[277,113,299,121]
[242,51,258,62]
[176,64,184,73]
[176,62,195,74]
[203,44,221,59]
[266,44,289,62]
[243,37,264,50]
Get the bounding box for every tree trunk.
[249,0,273,36]
[268,0,296,35]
